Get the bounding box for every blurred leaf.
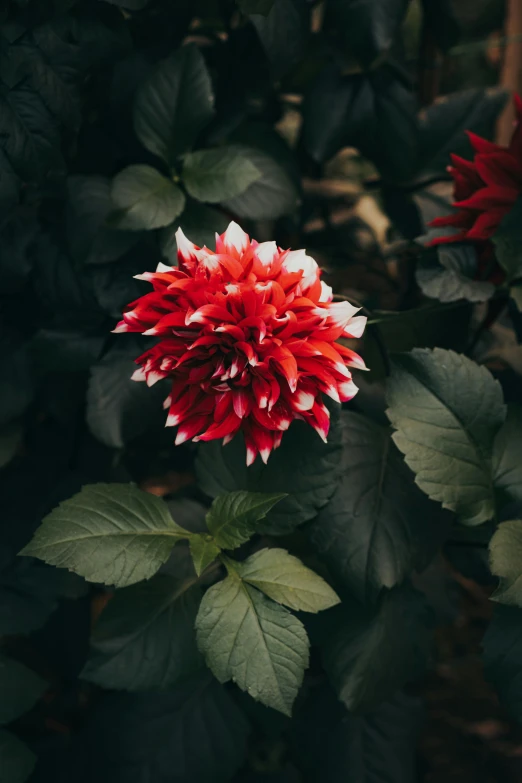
[250,0,309,77]
[110,165,185,231]
[160,201,228,262]
[492,404,522,507]
[238,0,274,13]
[416,244,495,303]
[386,348,506,525]
[493,196,522,283]
[206,491,286,549]
[490,520,522,607]
[134,45,215,166]
[0,421,23,470]
[420,0,460,50]
[0,731,36,783]
[182,146,261,203]
[0,346,34,429]
[100,0,149,8]
[0,653,47,725]
[309,412,450,605]
[83,574,203,691]
[483,604,522,725]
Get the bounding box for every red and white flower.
[115,221,367,465]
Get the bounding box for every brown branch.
[497,0,522,145]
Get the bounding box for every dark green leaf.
[416,244,495,303]
[222,144,299,220]
[0,731,36,783]
[493,196,522,282]
[21,483,191,588]
[492,404,522,507]
[196,401,344,534]
[420,0,461,50]
[302,65,356,163]
[0,653,47,725]
[489,520,522,606]
[325,0,410,67]
[418,89,508,177]
[309,412,450,605]
[182,146,261,203]
[321,585,433,712]
[110,165,185,231]
[250,0,309,77]
[236,548,340,612]
[133,45,214,165]
[196,574,309,715]
[189,535,221,577]
[206,491,286,549]
[386,348,506,525]
[0,421,23,470]
[100,0,149,8]
[0,346,34,429]
[82,574,203,691]
[159,201,229,262]
[483,604,522,724]
[238,0,274,13]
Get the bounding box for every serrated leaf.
[182,146,261,204]
[321,585,433,712]
[196,401,343,534]
[189,535,221,577]
[309,412,450,605]
[82,574,203,691]
[133,45,214,166]
[21,484,191,588]
[489,520,522,606]
[492,404,522,507]
[493,196,522,282]
[159,200,229,263]
[0,654,47,725]
[483,604,522,724]
[110,165,185,231]
[206,491,286,549]
[236,548,340,613]
[386,348,506,525]
[416,244,495,303]
[196,574,309,715]
[0,730,36,783]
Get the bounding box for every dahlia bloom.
[114,221,367,465]
[430,95,522,246]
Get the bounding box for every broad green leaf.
[182,146,261,204]
[189,535,221,577]
[21,484,191,588]
[489,520,522,606]
[206,491,286,549]
[236,548,340,613]
[196,574,309,715]
[386,348,506,525]
[133,45,214,166]
[159,200,228,263]
[196,401,343,534]
[309,412,450,605]
[0,654,47,725]
[483,604,522,724]
[110,165,185,231]
[416,244,495,304]
[320,585,433,712]
[82,574,203,691]
[493,196,522,282]
[0,730,36,783]
[250,0,309,78]
[492,404,522,507]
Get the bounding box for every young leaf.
[483,604,522,725]
[0,654,47,725]
[196,574,309,715]
[309,413,450,605]
[0,730,36,783]
[189,535,221,577]
[492,404,522,507]
[110,165,185,231]
[21,484,191,588]
[321,585,433,712]
[416,245,495,304]
[206,491,286,549]
[182,146,261,204]
[386,348,506,525]
[236,548,340,613]
[489,520,522,607]
[133,45,214,166]
[82,574,203,691]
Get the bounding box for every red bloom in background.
[115,222,367,465]
[430,95,522,246]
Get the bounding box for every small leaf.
[489,520,522,606]
[206,491,287,549]
[182,146,261,204]
[416,244,495,304]
[483,604,522,725]
[133,45,214,165]
[236,548,340,613]
[493,196,522,282]
[492,404,522,507]
[0,730,36,783]
[196,574,309,715]
[82,574,203,691]
[386,348,506,525]
[21,484,191,588]
[0,654,47,725]
[110,165,185,231]
[189,535,221,577]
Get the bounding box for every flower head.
[115,221,367,465]
[430,94,522,246]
